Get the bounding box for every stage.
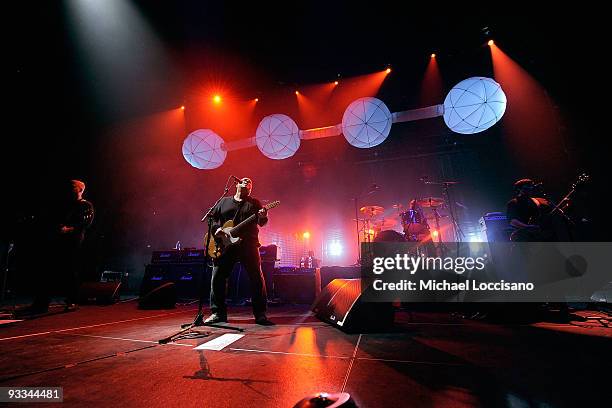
[0,303,609,407]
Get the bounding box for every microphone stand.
[424,180,464,242]
[159,176,244,344]
[352,185,378,266]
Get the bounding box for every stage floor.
[0,302,609,407]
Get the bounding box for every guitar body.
[205,220,242,259]
[204,200,281,259]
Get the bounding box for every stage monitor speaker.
[138,282,176,309]
[78,281,121,305]
[312,279,394,333]
[319,266,361,290]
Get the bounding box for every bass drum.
[373,230,406,242]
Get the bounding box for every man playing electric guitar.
[204,177,275,326]
[507,178,555,242]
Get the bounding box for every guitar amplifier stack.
[140,248,209,304]
[151,249,206,264]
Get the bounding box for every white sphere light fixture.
[255,114,301,159]
[341,97,393,148]
[443,76,507,134]
[182,129,227,170]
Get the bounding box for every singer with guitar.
[204,177,276,326]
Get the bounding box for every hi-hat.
[359,205,384,217]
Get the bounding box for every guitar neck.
[230,213,258,234]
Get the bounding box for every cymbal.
[373,219,398,229]
[415,197,445,207]
[359,205,384,216]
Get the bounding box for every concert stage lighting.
[255,98,259,102]
[334,81,339,85]
[386,68,391,74]
[303,231,311,240]
[180,105,185,110]
[431,53,436,58]
[213,94,221,104]
[488,40,495,46]
[329,241,343,257]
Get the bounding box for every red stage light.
[386,68,392,74]
[334,81,339,85]
[303,231,310,239]
[431,230,439,239]
[431,53,436,58]
[295,91,299,95]
[254,98,259,102]
[213,95,222,104]
[180,105,185,110]
[488,39,494,46]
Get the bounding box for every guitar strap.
[232,200,246,224]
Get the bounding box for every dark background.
[5,3,607,289]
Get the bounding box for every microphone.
[230,175,242,184]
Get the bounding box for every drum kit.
[357,197,449,243]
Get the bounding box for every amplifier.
[141,263,210,299]
[275,266,317,274]
[273,268,321,304]
[259,245,278,262]
[151,249,206,264]
[479,212,511,242]
[151,250,181,263]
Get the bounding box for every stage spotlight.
[488,39,495,46]
[180,105,185,110]
[386,67,392,74]
[213,94,222,104]
[303,231,311,240]
[334,81,339,85]
[295,90,299,95]
[255,98,259,102]
[431,230,439,239]
[431,53,436,58]
[329,241,343,257]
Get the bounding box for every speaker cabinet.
[312,279,394,333]
[140,263,209,300]
[319,266,361,291]
[273,268,321,304]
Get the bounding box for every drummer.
[402,199,431,241]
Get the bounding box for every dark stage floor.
[0,302,609,407]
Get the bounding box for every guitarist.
[507,178,555,242]
[204,177,274,326]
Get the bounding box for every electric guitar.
[205,200,280,259]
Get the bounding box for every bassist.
[205,177,274,325]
